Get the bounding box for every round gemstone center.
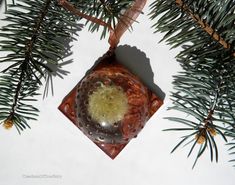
[88,85,128,126]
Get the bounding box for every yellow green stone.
[88,85,128,126]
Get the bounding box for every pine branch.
[175,0,235,57]
[8,63,27,121]
[0,0,81,132]
[67,0,135,38]
[150,0,235,168]
[2,0,51,130]
[0,68,40,132]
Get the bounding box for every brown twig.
[175,0,235,57]
[58,0,114,31]
[196,91,218,144]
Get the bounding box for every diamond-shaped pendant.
[58,49,163,159]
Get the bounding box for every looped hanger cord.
[58,0,147,49]
[108,0,147,49]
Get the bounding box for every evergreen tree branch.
[175,0,234,56]
[7,63,26,122]
[4,0,51,126]
[66,0,135,38]
[0,0,81,132]
[150,0,235,168]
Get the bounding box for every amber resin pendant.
[58,50,163,159]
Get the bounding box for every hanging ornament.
[58,0,163,159]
